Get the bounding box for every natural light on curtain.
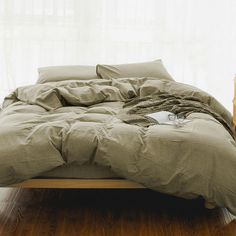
[0,0,236,110]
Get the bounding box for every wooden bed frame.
[233,76,236,129]
[11,77,236,198]
[12,178,145,189]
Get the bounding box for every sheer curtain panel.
[0,0,236,110]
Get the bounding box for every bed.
[1,60,236,214]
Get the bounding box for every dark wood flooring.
[0,188,235,236]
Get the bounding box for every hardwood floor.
[0,188,235,236]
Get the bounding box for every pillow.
[37,65,100,84]
[96,59,173,81]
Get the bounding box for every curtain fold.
[0,0,235,110]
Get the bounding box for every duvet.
[1,77,236,214]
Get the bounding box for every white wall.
[0,0,235,111]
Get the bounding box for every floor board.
[0,188,235,236]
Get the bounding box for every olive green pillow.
[37,65,100,84]
[96,60,173,81]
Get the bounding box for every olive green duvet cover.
[1,77,236,214]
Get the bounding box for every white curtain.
[0,0,236,111]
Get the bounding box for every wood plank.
[0,188,235,236]
[11,179,146,189]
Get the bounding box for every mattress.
[39,164,119,179]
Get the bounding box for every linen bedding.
[1,76,236,214]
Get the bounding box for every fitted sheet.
[39,164,119,179]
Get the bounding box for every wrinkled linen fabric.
[1,77,236,215]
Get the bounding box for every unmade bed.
[1,60,236,215]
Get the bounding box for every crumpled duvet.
[1,77,236,215]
